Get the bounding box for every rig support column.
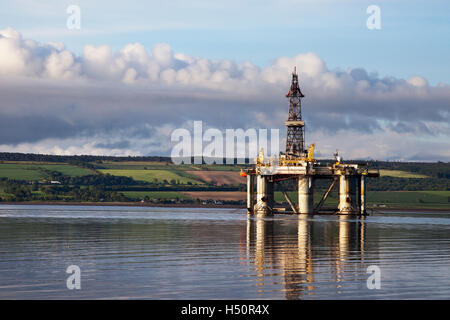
[298,176,313,214]
[360,174,366,215]
[338,175,358,214]
[247,174,256,214]
[255,175,274,215]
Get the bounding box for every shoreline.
[0,201,448,212]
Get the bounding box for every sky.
[0,0,449,161]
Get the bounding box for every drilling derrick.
[285,67,306,157]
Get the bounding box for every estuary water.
[0,204,449,299]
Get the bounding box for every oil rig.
[243,68,379,215]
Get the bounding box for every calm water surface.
[0,205,449,299]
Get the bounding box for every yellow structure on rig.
[306,144,315,162]
[279,143,315,166]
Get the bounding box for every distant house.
[50,181,61,184]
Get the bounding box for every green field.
[274,191,339,207]
[99,169,203,184]
[0,163,94,180]
[0,165,47,180]
[379,169,428,179]
[366,190,450,208]
[121,191,191,200]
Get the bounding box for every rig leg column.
[255,176,274,215]
[338,175,358,214]
[360,175,366,215]
[247,174,256,214]
[298,176,313,214]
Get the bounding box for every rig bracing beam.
[314,177,338,212]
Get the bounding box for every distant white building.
[50,181,61,184]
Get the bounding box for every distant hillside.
[0,152,448,208]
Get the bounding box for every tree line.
[0,152,171,163]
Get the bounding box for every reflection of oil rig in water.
[245,216,369,299]
[243,68,379,215]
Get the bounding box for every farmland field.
[379,169,428,179]
[0,164,47,180]
[186,170,245,186]
[366,190,450,208]
[272,191,338,206]
[99,169,203,184]
[0,163,94,180]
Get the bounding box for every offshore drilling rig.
[243,68,379,215]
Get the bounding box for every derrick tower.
[285,67,306,157]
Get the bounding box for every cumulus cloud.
[0,27,449,161]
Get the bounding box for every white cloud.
[0,27,449,161]
[407,75,428,87]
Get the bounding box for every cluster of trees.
[366,177,449,191]
[0,178,128,202]
[43,185,128,202]
[67,160,97,170]
[43,170,141,186]
[1,180,33,201]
